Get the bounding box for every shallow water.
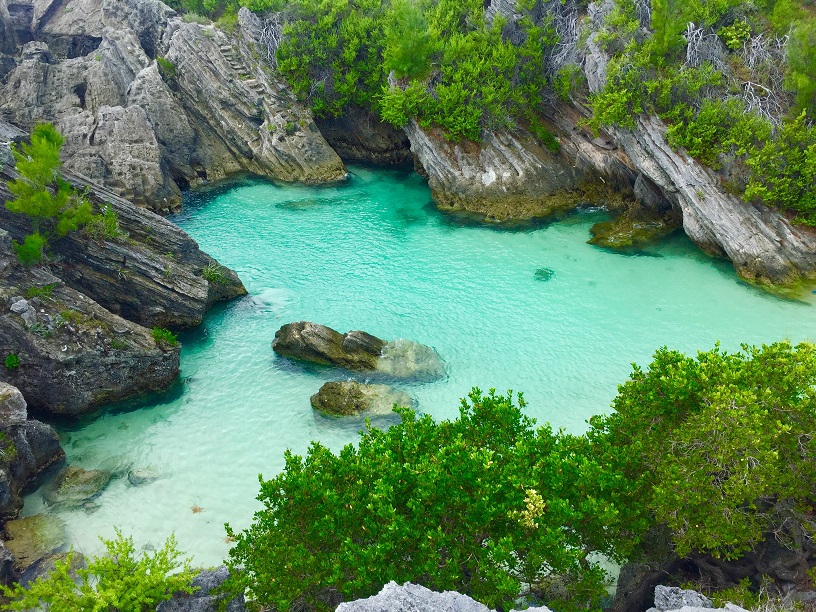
[23,165,816,566]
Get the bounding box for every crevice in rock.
[73,83,86,110]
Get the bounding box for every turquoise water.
[23,166,816,566]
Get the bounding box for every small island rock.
[273,322,445,380]
[310,381,413,416]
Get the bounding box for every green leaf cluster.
[151,327,180,347]
[0,530,196,611]
[587,341,816,560]
[4,123,112,265]
[225,389,628,612]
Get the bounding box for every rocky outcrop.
[310,381,412,416]
[338,581,554,612]
[646,586,749,612]
[0,233,181,415]
[403,113,636,222]
[0,0,345,211]
[156,566,245,612]
[273,322,445,380]
[315,105,413,166]
[614,116,816,284]
[0,383,65,519]
[0,124,247,329]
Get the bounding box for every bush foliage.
[226,341,816,610]
[0,531,196,611]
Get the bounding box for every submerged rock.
[19,551,86,587]
[43,466,111,507]
[534,268,555,282]
[310,381,412,416]
[4,514,66,573]
[128,467,161,486]
[273,322,444,380]
[588,207,681,250]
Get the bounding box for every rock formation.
[0,0,345,211]
[337,581,554,612]
[315,105,413,166]
[0,383,64,520]
[310,381,412,416]
[156,566,245,612]
[3,514,66,574]
[273,322,445,380]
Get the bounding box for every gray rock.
[0,540,14,586]
[156,566,245,612]
[43,465,111,507]
[310,381,412,416]
[652,586,714,610]
[337,581,554,612]
[4,514,66,573]
[1,418,65,519]
[0,382,27,424]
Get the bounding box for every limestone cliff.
[0,0,345,212]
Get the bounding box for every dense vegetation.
[167,0,568,147]
[0,532,196,610]
[225,340,816,611]
[590,0,816,223]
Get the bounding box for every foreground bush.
[0,531,196,610]
[225,389,628,611]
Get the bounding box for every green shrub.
[25,283,57,300]
[588,340,816,560]
[202,261,227,285]
[85,204,126,241]
[225,389,625,612]
[151,327,179,347]
[156,57,177,82]
[0,531,196,610]
[4,353,20,371]
[5,123,93,264]
[745,111,816,225]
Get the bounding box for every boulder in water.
[128,468,161,486]
[310,381,413,416]
[4,514,66,573]
[273,322,445,380]
[273,322,384,370]
[43,466,111,507]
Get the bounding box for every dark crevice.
[73,83,86,110]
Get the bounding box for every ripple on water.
[23,165,816,566]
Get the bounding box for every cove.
[22,165,816,567]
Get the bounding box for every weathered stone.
[4,514,66,572]
[337,581,554,612]
[651,586,714,610]
[0,382,27,424]
[43,466,111,507]
[0,0,345,212]
[273,322,384,371]
[156,566,245,612]
[310,381,412,416]
[589,208,681,250]
[0,540,14,586]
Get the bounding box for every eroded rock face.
[0,128,247,330]
[403,104,636,222]
[0,0,345,211]
[310,381,412,416]
[315,105,412,166]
